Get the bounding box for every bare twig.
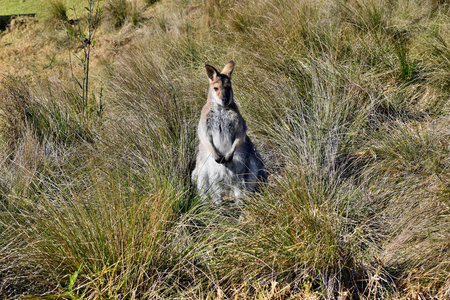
[66,0,102,123]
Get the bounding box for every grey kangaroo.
[192,61,267,204]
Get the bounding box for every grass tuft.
[103,0,146,29]
[48,0,68,22]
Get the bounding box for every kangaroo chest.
[206,107,238,153]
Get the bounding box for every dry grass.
[1,0,449,298]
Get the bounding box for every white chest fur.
[206,106,237,156]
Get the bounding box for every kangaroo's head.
[205,61,235,107]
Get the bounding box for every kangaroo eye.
[214,87,219,91]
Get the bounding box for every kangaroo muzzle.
[222,89,232,106]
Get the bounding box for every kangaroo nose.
[222,96,230,105]
[222,90,230,102]
[219,86,232,105]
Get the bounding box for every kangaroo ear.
[221,61,235,77]
[205,64,219,81]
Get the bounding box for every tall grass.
[0,75,213,298]
[48,0,68,22]
[103,0,146,29]
[360,118,450,296]
[1,0,449,298]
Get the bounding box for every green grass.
[0,0,88,17]
[1,0,449,298]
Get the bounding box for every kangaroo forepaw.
[215,153,233,164]
[215,156,225,164]
[223,153,234,163]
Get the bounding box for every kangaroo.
[192,61,267,204]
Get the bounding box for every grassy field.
[0,0,449,299]
[0,0,86,17]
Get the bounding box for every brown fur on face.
[205,61,235,106]
[210,75,232,104]
[205,61,234,106]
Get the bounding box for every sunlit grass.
[1,0,449,298]
[0,0,86,17]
